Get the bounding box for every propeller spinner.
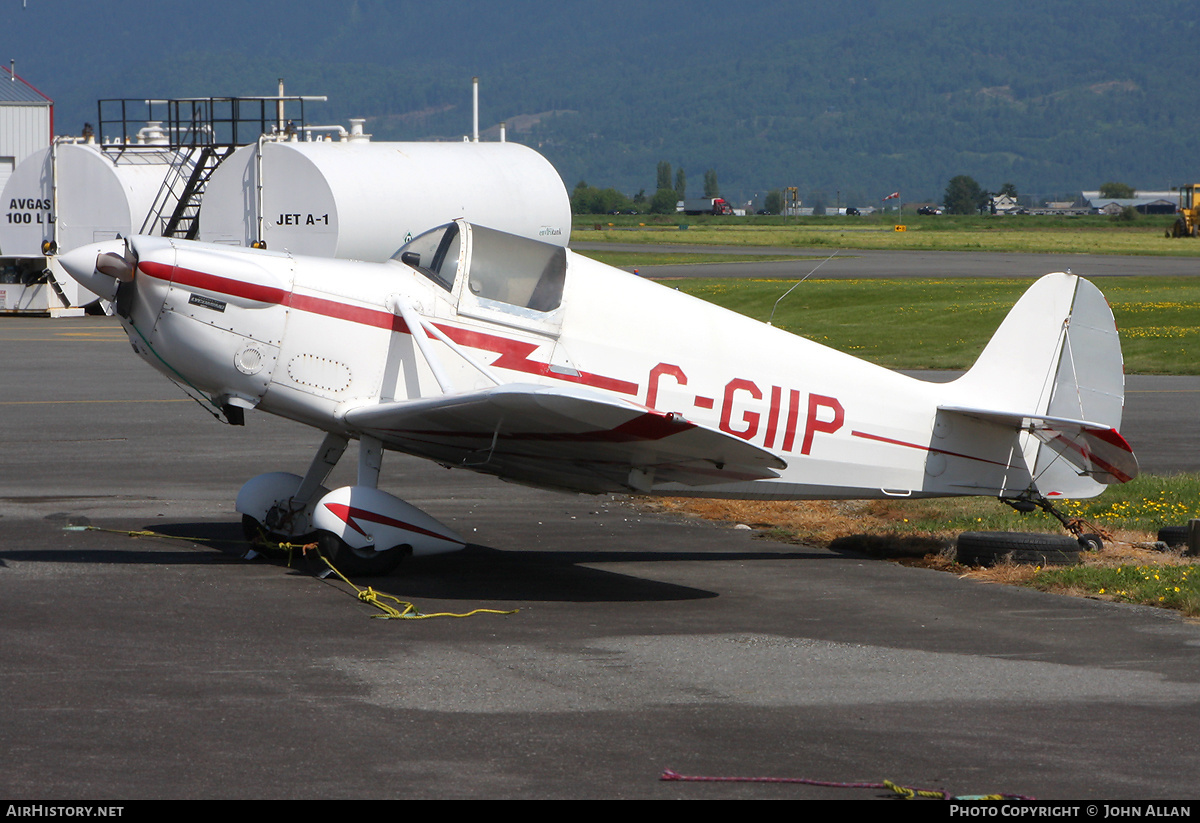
[58,239,137,302]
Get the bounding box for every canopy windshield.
[391,223,461,291]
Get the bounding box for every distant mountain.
[7,0,1198,207]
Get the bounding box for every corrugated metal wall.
[0,104,51,194]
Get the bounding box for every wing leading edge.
[342,383,786,493]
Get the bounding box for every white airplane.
[58,221,1138,575]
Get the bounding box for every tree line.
[571,161,724,214]
[941,176,1138,213]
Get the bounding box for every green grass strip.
[656,276,1200,374]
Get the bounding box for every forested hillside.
[7,0,1198,207]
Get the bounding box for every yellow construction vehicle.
[1168,184,1200,236]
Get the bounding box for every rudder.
[944,273,1133,498]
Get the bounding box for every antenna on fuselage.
[767,250,840,326]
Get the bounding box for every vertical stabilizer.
[945,273,1130,498]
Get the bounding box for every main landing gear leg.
[356,435,383,490]
[297,433,350,504]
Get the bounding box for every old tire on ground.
[314,530,408,577]
[1157,525,1189,548]
[955,531,1081,567]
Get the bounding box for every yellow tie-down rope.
[307,547,518,620]
[65,525,519,621]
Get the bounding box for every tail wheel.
[314,530,409,577]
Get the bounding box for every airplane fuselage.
[114,231,1048,502]
[54,222,1135,570]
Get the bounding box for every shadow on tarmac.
[7,518,834,604]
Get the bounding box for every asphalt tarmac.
[3,306,1200,800]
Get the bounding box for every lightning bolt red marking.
[435,325,638,394]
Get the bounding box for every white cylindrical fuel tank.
[0,141,184,256]
[197,139,571,261]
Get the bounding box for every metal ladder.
[141,145,234,239]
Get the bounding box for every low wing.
[343,383,786,493]
[939,405,1138,485]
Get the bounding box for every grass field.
[652,476,1200,616]
[655,474,1200,551]
[636,276,1200,374]
[573,251,805,268]
[574,213,1200,256]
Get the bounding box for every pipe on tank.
[277,78,285,134]
[136,122,170,145]
[472,77,479,143]
[302,125,347,140]
[254,135,266,247]
[50,138,60,251]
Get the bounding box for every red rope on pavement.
[660,769,1034,801]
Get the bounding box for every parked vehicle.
[681,197,734,216]
[1167,184,1200,237]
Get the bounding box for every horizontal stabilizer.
[940,405,1138,485]
[343,383,786,493]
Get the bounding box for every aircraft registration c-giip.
[59,221,1138,576]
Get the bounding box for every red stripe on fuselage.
[850,429,1012,468]
[285,292,409,333]
[141,260,289,306]
[142,260,637,396]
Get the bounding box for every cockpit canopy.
[391,221,567,313]
[393,222,460,291]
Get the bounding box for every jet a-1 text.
[59,221,1138,575]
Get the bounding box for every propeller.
[57,238,138,303]
[95,250,135,282]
